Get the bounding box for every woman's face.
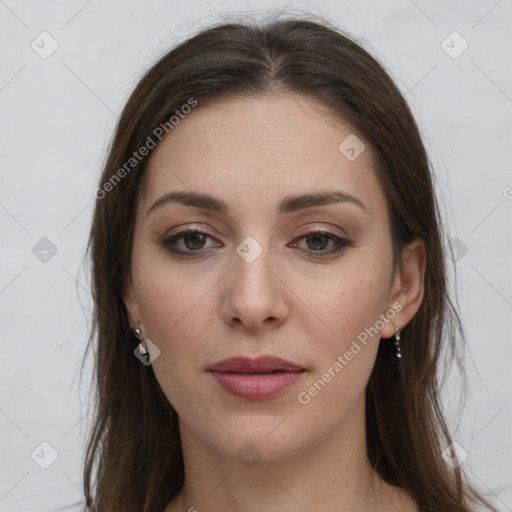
[123,93,422,462]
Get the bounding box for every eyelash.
[161,227,353,258]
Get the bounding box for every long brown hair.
[80,12,498,512]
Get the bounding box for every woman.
[81,13,498,512]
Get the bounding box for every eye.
[290,229,353,257]
[162,227,221,257]
[161,227,353,258]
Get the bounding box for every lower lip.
[210,370,305,399]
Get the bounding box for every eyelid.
[295,223,347,239]
[164,223,347,244]
[164,223,220,239]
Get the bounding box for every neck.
[171,398,407,512]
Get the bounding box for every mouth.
[226,370,288,374]
[208,355,305,373]
[208,356,306,399]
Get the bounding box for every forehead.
[139,94,384,219]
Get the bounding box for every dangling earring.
[132,327,148,356]
[394,326,402,359]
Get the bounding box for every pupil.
[185,233,205,250]
[308,235,327,251]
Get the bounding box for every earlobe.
[122,279,142,329]
[381,237,426,339]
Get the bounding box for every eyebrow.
[146,190,368,217]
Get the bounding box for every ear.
[122,276,143,330]
[380,236,426,339]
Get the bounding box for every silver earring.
[394,326,402,359]
[132,327,148,356]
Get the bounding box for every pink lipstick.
[208,355,306,399]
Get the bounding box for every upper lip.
[208,356,305,373]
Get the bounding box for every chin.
[205,414,316,464]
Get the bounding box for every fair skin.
[123,93,425,512]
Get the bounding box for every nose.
[220,240,291,335]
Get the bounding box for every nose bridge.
[233,234,275,296]
[221,232,289,330]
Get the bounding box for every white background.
[0,1,511,511]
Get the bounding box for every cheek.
[132,259,226,409]
[296,258,390,345]
[293,257,391,395]
[133,247,218,344]
[294,282,385,421]
[134,267,214,411]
